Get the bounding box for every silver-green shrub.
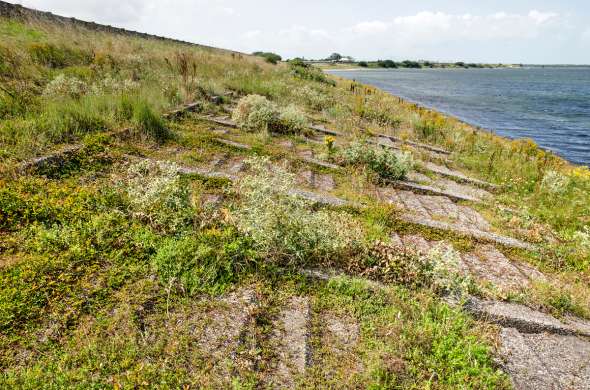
[43,74,87,99]
[339,141,413,182]
[232,94,308,134]
[425,244,472,296]
[232,156,362,264]
[541,170,570,194]
[277,104,308,133]
[123,159,191,233]
[232,94,278,131]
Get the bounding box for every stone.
[406,172,493,202]
[212,128,230,135]
[381,188,534,250]
[279,140,295,149]
[424,162,497,190]
[375,132,450,155]
[460,246,541,290]
[465,298,590,337]
[203,116,238,128]
[298,170,336,191]
[210,95,223,105]
[499,327,590,390]
[300,156,341,170]
[288,189,349,207]
[393,232,545,291]
[214,138,251,150]
[269,296,311,388]
[310,124,343,137]
[201,194,223,208]
[391,180,480,203]
[19,144,83,175]
[400,213,535,250]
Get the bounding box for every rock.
[423,162,497,190]
[500,327,590,390]
[376,132,450,155]
[288,189,349,207]
[465,298,590,337]
[392,180,481,203]
[214,138,252,150]
[203,116,238,128]
[210,95,223,105]
[310,124,343,137]
[297,170,336,191]
[269,296,311,388]
[300,156,342,170]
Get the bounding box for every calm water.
[328,67,590,166]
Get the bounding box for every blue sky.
[12,0,590,64]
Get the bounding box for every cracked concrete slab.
[297,170,336,191]
[465,298,590,337]
[500,327,590,390]
[268,296,311,388]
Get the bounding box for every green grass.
[1,9,589,388]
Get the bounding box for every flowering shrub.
[43,74,87,99]
[300,85,331,110]
[276,104,308,133]
[541,170,570,194]
[573,226,590,250]
[124,159,191,233]
[363,241,470,295]
[232,156,363,264]
[425,244,471,296]
[232,94,278,131]
[90,76,139,95]
[338,141,413,182]
[232,94,308,134]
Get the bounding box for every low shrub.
[289,60,336,86]
[232,95,308,134]
[359,241,471,295]
[232,94,278,131]
[359,107,402,127]
[43,74,88,99]
[276,104,308,133]
[123,160,191,234]
[541,170,570,195]
[338,141,413,182]
[232,157,363,264]
[90,76,139,95]
[253,51,282,65]
[299,85,332,111]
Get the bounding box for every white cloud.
[351,21,390,34]
[351,10,564,44]
[20,0,150,24]
[528,10,559,25]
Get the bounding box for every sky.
[9,0,590,64]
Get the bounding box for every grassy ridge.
[0,10,588,388]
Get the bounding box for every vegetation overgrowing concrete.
[1,3,589,389]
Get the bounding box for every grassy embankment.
[0,12,588,388]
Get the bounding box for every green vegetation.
[232,94,308,134]
[336,141,414,182]
[0,10,588,388]
[253,51,282,64]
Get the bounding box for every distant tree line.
[355,59,511,69]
